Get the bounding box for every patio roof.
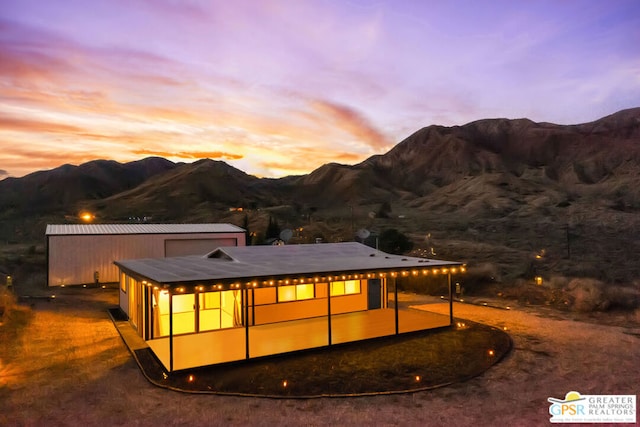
[114,242,463,285]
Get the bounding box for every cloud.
[0,116,85,134]
[0,169,8,178]
[131,149,243,160]
[309,99,392,151]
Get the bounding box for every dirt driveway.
[1,288,638,426]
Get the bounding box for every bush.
[378,229,413,255]
[564,278,608,312]
[0,284,17,322]
[603,282,640,310]
[563,278,640,312]
[460,263,500,295]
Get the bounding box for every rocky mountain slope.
[1,108,639,282]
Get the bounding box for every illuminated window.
[278,285,296,302]
[330,280,361,296]
[172,294,195,335]
[199,292,221,331]
[345,280,360,294]
[296,284,314,300]
[120,273,126,292]
[278,284,315,302]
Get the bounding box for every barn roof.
[46,223,245,235]
[114,242,462,284]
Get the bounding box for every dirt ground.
[1,288,638,426]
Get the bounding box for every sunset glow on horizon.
[1,0,639,179]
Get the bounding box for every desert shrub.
[0,284,16,321]
[603,282,640,310]
[378,229,413,255]
[460,263,500,295]
[547,275,570,289]
[563,278,608,312]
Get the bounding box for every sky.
[1,0,639,179]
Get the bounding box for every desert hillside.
[1,108,639,290]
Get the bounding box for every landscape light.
[415,375,421,382]
[282,380,288,388]
[488,350,495,356]
[79,212,94,222]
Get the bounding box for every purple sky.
[1,0,639,179]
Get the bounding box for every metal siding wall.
[48,232,244,286]
[164,238,237,257]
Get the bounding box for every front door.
[367,278,382,309]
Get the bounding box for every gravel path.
[1,290,638,426]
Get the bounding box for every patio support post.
[327,283,332,345]
[448,272,453,325]
[244,288,250,359]
[169,292,173,373]
[393,276,399,335]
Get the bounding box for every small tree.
[377,201,392,219]
[379,228,413,254]
[242,214,251,245]
[265,216,281,240]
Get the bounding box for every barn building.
[115,242,464,372]
[46,223,246,287]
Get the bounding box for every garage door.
[164,238,238,257]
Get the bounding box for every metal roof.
[114,242,462,284]
[46,223,245,236]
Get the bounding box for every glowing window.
[296,284,314,300]
[278,284,315,302]
[172,294,195,335]
[330,280,361,296]
[278,285,297,302]
[200,292,220,309]
[199,292,221,331]
[345,280,360,294]
[330,281,345,296]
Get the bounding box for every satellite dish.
[280,229,293,243]
[356,228,371,239]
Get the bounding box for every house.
[46,223,246,287]
[115,242,464,372]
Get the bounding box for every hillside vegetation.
[1,108,639,306]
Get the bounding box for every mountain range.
[1,107,639,282]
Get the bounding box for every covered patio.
[115,242,464,372]
[147,307,451,371]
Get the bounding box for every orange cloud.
[131,149,243,160]
[249,144,368,177]
[310,99,392,150]
[0,116,85,134]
